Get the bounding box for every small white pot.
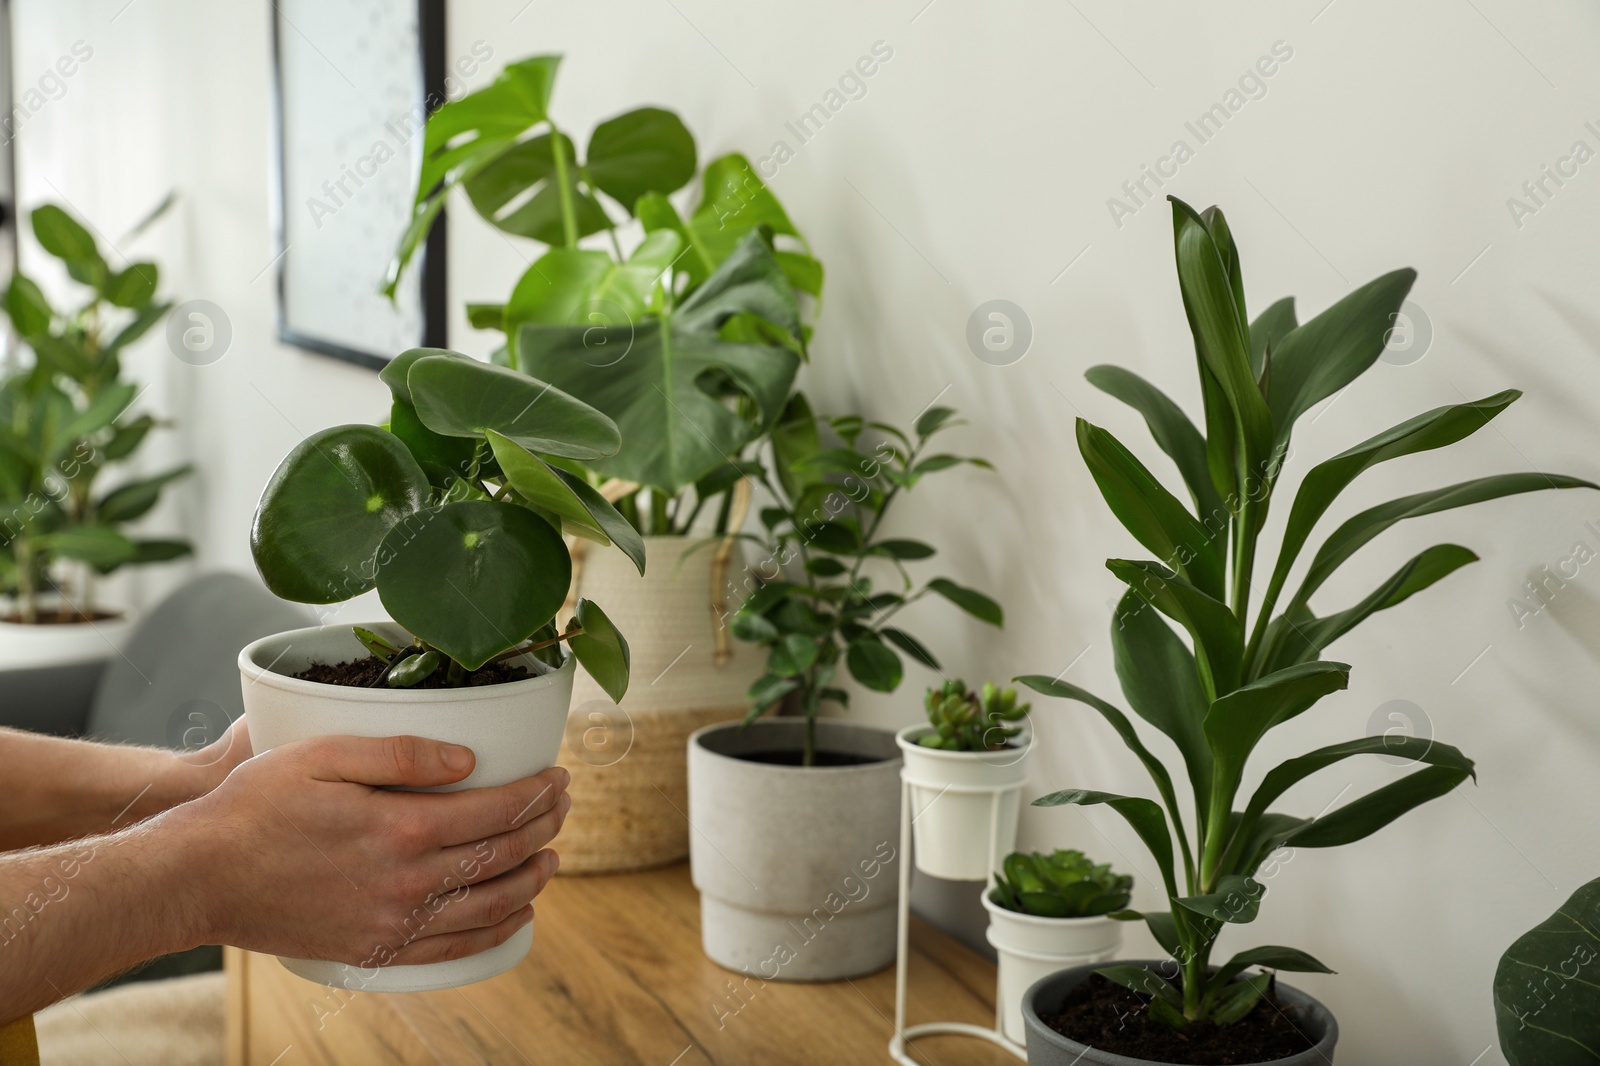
[895,725,1031,881]
[238,622,575,993]
[0,611,136,670]
[982,891,1122,1045]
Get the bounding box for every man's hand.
[0,732,570,1025]
[178,734,570,967]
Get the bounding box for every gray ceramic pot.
[687,719,902,982]
[1022,960,1338,1065]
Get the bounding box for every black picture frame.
[268,0,448,371]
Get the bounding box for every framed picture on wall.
[269,0,448,370]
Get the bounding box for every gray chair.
[84,572,312,747]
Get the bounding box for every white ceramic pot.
[238,622,575,993]
[982,891,1122,1045]
[688,719,902,982]
[895,725,1031,881]
[0,611,135,670]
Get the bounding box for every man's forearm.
[0,809,204,1025]
[0,728,220,851]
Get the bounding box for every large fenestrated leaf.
[1079,418,1224,598]
[1265,267,1416,443]
[385,56,563,296]
[1495,878,1600,1066]
[516,230,801,493]
[1085,364,1223,523]
[1033,789,1177,898]
[502,230,682,356]
[407,354,621,461]
[376,500,571,670]
[1018,674,1190,891]
[251,425,429,604]
[1105,560,1241,699]
[1290,474,1599,612]
[462,131,609,246]
[1111,591,1213,818]
[636,153,822,298]
[1202,661,1350,806]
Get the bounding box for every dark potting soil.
[293,656,531,689]
[1041,973,1315,1065]
[737,749,888,767]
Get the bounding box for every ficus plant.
[918,679,1031,752]
[1494,877,1600,1065]
[386,54,816,538]
[0,201,188,622]
[1017,196,1595,1027]
[250,347,639,696]
[728,401,1003,767]
[989,849,1133,919]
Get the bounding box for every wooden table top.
[225,862,1018,1065]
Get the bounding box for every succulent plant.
[918,679,1030,752]
[990,849,1133,918]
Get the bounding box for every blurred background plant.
[918,678,1031,751]
[728,404,1002,766]
[0,199,187,623]
[386,54,817,538]
[989,849,1134,919]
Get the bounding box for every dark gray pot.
[1022,960,1338,1065]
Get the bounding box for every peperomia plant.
[990,849,1133,919]
[0,202,187,622]
[729,400,1003,766]
[385,54,815,538]
[1018,197,1595,1027]
[918,679,1031,752]
[250,347,639,695]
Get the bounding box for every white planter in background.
[0,611,135,670]
[238,622,574,993]
[982,891,1122,1045]
[895,725,1031,882]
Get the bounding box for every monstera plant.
[251,348,638,696]
[1018,196,1594,1028]
[386,54,816,532]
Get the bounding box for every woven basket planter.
[557,533,762,873]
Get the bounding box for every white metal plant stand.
[887,765,1028,1064]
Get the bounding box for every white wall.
[14,1,1600,1061]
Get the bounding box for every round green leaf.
[376,500,571,670]
[585,107,697,212]
[569,597,630,701]
[407,355,621,461]
[846,637,903,692]
[251,425,429,604]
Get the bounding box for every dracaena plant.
[1017,196,1595,1028]
[918,679,1031,752]
[0,202,188,622]
[990,849,1133,919]
[386,54,816,538]
[250,348,640,696]
[729,400,1003,766]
